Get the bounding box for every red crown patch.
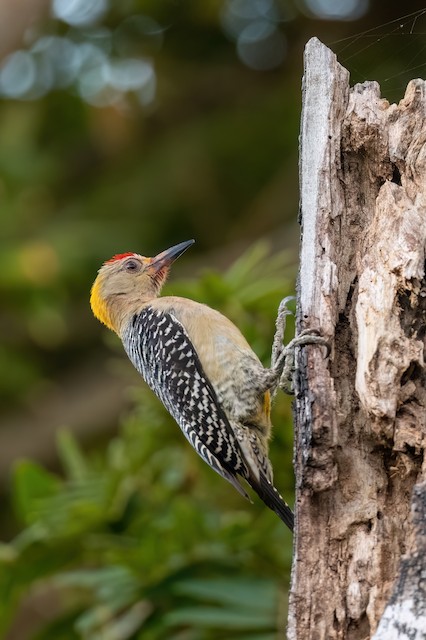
[105,252,136,264]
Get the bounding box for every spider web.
[327,7,426,101]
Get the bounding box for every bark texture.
[288,38,426,640]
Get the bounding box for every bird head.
[90,239,194,332]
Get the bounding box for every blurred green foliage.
[1,0,425,637]
[1,246,294,639]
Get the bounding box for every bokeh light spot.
[304,0,369,20]
[106,59,154,92]
[53,0,109,27]
[221,0,290,70]
[114,15,165,57]
[31,36,82,90]
[0,11,157,106]
[237,21,286,70]
[0,51,36,98]
[18,242,60,285]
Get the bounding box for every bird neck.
[90,278,116,331]
[90,277,156,334]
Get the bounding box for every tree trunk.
[289,38,426,640]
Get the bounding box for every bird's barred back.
[122,306,250,486]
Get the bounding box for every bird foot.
[271,296,296,369]
[278,329,330,394]
[272,298,329,396]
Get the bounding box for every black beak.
[150,239,195,270]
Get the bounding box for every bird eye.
[124,259,141,273]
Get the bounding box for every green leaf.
[163,606,275,630]
[11,460,61,524]
[0,543,18,562]
[225,242,270,287]
[54,566,139,598]
[56,429,89,481]
[172,578,277,613]
[76,601,152,640]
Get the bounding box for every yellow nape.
[90,276,115,332]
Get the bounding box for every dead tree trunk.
[288,38,426,640]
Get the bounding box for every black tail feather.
[250,472,294,532]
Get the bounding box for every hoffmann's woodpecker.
[90,240,326,531]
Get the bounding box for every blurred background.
[1,0,425,638]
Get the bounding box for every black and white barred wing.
[123,307,250,499]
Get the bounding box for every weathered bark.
[373,481,426,639]
[289,38,426,640]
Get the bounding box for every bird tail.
[250,472,294,532]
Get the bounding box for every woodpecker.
[90,240,326,531]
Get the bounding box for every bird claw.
[271,296,296,369]
[279,332,330,394]
[272,298,330,396]
[277,295,296,317]
[287,330,330,357]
